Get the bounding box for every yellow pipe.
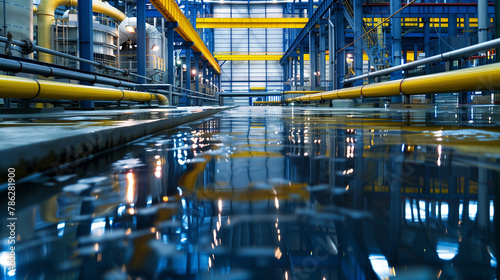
[309,93,323,101]
[337,87,362,99]
[321,90,339,100]
[287,62,500,102]
[0,75,169,105]
[401,63,500,95]
[37,0,126,64]
[362,80,402,98]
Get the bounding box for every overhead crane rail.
[196,18,309,29]
[214,52,284,61]
[149,0,221,74]
[286,63,500,102]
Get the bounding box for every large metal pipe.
[287,62,500,102]
[0,57,137,87]
[344,38,500,83]
[37,0,126,64]
[478,0,488,43]
[0,74,168,104]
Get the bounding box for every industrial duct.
[37,0,126,64]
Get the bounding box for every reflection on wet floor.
[1,106,499,280]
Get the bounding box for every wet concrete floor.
[1,105,499,280]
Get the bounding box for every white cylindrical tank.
[0,0,33,56]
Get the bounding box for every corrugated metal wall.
[214,4,284,93]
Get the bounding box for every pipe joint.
[122,69,130,77]
[20,39,35,54]
[96,61,105,70]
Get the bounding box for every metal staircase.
[342,0,390,70]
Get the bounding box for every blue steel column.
[390,0,402,102]
[309,32,316,90]
[185,44,192,90]
[335,3,345,89]
[449,0,457,37]
[202,60,207,91]
[78,0,93,107]
[354,0,363,86]
[194,52,200,92]
[300,44,305,86]
[319,23,326,88]
[137,0,146,84]
[167,22,177,85]
[308,0,313,17]
[283,61,289,91]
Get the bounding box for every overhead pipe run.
[0,55,138,88]
[286,63,500,102]
[0,75,169,105]
[0,36,152,81]
[37,0,126,64]
[344,38,500,84]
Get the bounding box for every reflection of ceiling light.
[176,59,182,65]
[191,69,197,75]
[125,25,135,33]
[151,44,160,51]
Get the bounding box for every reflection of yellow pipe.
[286,62,500,102]
[37,0,126,64]
[0,75,169,105]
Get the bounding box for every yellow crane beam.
[214,52,283,61]
[196,18,309,29]
[149,0,221,74]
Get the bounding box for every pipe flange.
[97,61,105,70]
[20,38,35,54]
[122,69,130,77]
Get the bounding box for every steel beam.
[137,0,147,84]
[196,18,309,28]
[149,0,221,73]
[280,0,336,65]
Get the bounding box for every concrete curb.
[0,107,231,185]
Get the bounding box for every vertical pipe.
[329,18,335,90]
[137,0,146,84]
[300,44,305,86]
[294,57,298,90]
[335,3,345,89]
[354,0,363,86]
[308,0,313,18]
[319,23,326,88]
[78,0,94,108]
[478,0,488,43]
[496,0,500,62]
[2,0,6,37]
[309,32,316,90]
[167,23,176,85]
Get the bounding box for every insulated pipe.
[37,0,126,64]
[0,57,137,88]
[344,38,500,83]
[0,75,169,105]
[286,62,500,102]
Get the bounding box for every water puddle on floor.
[1,106,499,279]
